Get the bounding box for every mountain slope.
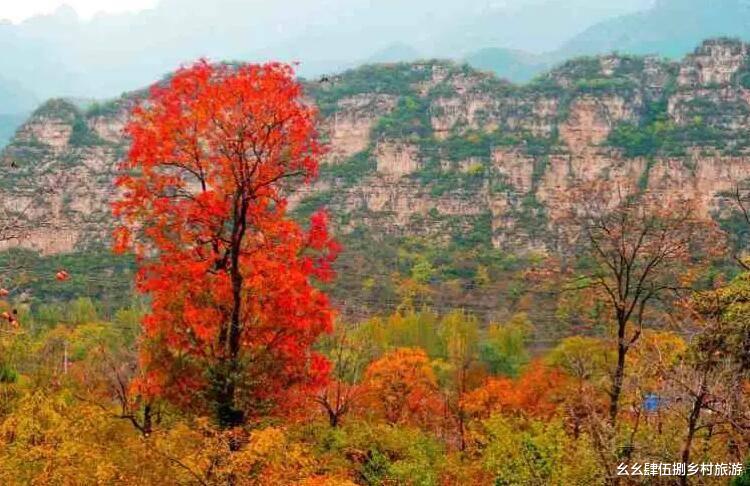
[4,39,750,327]
[432,0,652,55]
[560,0,750,58]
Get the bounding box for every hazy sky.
[0,0,664,103]
[0,0,157,22]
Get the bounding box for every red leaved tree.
[113,61,339,427]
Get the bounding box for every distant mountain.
[431,0,652,55]
[560,0,750,58]
[3,0,749,100]
[463,48,549,82]
[365,43,423,64]
[0,75,37,113]
[468,0,750,82]
[0,0,651,101]
[7,38,750,324]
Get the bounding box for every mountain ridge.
[4,38,750,323]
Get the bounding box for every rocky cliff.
[3,39,750,322]
[0,98,131,254]
[302,38,750,253]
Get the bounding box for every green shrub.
[69,115,105,147]
[292,190,336,220]
[0,364,18,384]
[85,100,122,118]
[321,149,377,184]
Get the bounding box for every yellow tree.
[437,310,482,450]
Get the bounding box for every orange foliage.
[460,376,514,418]
[462,361,569,419]
[362,348,444,428]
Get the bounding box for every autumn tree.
[683,273,750,463]
[546,336,611,438]
[362,348,443,428]
[314,322,374,428]
[478,313,533,377]
[435,310,484,450]
[561,181,722,425]
[70,318,159,436]
[113,61,339,427]
[462,361,569,421]
[616,331,687,465]
[477,414,602,485]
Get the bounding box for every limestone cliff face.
[677,39,750,88]
[4,38,750,255]
[322,94,398,162]
[304,38,750,253]
[0,99,129,254]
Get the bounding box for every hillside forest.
[2,58,750,486]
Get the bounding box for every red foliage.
[0,308,18,327]
[113,60,338,423]
[511,361,570,417]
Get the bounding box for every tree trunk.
[328,407,339,428]
[212,196,248,428]
[680,378,707,486]
[142,403,153,436]
[609,324,628,426]
[211,358,244,428]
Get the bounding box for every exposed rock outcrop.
[4,38,750,256]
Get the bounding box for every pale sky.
[0,0,158,23]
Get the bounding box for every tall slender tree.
[114,61,339,427]
[561,182,721,426]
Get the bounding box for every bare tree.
[314,324,369,428]
[561,181,722,426]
